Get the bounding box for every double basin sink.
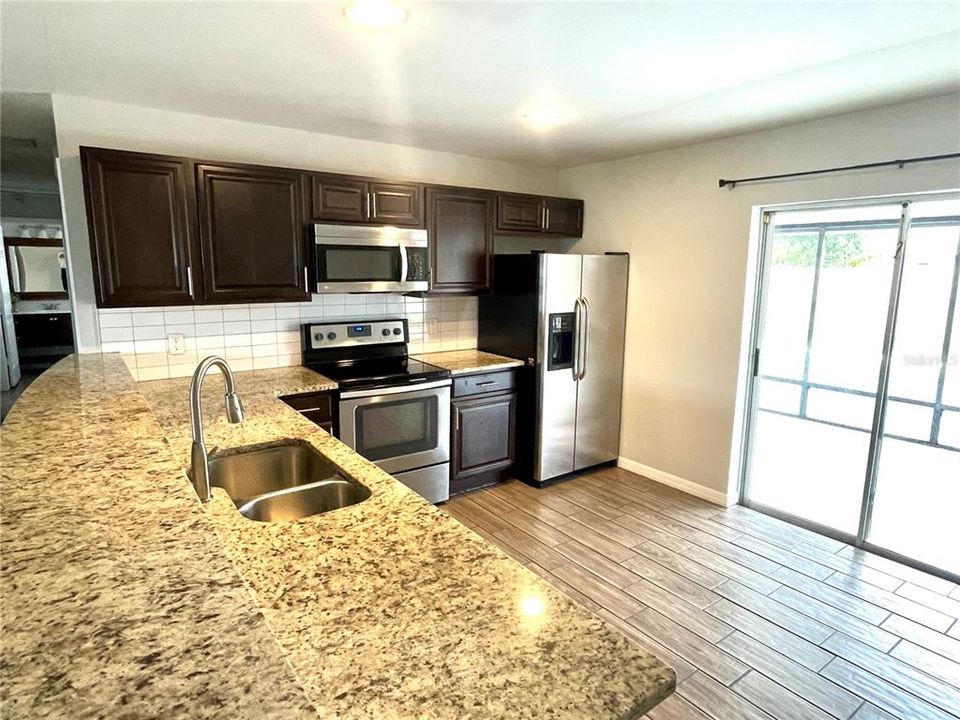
[209,441,370,522]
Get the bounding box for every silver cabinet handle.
[365,192,371,219]
[186,265,194,297]
[545,207,551,230]
[578,298,590,380]
[303,266,309,292]
[541,206,547,230]
[371,192,377,218]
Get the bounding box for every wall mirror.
[4,236,69,299]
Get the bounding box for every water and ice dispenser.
[548,312,575,371]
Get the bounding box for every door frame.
[736,189,960,585]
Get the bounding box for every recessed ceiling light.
[523,107,564,130]
[521,98,571,131]
[344,0,408,28]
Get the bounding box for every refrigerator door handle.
[579,296,590,380]
[573,297,583,379]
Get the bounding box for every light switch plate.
[167,333,186,355]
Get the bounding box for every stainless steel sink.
[235,479,370,522]
[209,441,370,522]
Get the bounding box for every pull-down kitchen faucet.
[189,356,244,502]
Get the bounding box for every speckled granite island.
[1,354,675,719]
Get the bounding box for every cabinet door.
[496,193,544,233]
[544,197,584,237]
[370,182,423,227]
[311,174,369,223]
[196,163,309,302]
[427,187,493,294]
[81,147,197,307]
[452,392,516,480]
[13,313,74,350]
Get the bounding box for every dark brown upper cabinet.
[426,187,494,294]
[495,193,584,237]
[496,194,543,234]
[311,174,368,223]
[544,196,584,236]
[196,163,310,303]
[81,147,198,307]
[311,174,423,227]
[370,182,422,226]
[80,145,587,308]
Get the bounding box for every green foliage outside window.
[772,232,877,268]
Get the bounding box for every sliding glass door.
[742,195,960,581]
[868,204,960,577]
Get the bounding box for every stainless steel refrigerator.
[478,253,629,484]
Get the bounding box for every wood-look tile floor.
[441,467,960,720]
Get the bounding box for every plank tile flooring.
[441,467,960,720]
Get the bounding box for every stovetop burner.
[306,357,450,391]
[300,318,450,391]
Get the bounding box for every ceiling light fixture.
[344,0,408,29]
[520,95,571,131]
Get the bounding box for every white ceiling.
[2,1,959,167]
[1,92,59,191]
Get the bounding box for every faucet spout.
[189,356,245,502]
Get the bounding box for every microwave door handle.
[399,244,409,282]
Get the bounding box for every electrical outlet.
[427,318,440,335]
[167,333,186,355]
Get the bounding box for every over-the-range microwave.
[310,223,429,293]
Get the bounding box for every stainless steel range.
[301,319,451,503]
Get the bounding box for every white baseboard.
[616,457,735,507]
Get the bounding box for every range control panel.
[306,319,407,350]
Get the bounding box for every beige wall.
[51,94,560,351]
[558,93,960,504]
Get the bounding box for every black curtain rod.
[718,152,960,189]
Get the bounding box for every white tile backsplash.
[99,294,478,381]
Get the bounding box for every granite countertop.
[2,354,675,719]
[412,348,524,375]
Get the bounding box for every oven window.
[323,247,398,281]
[355,396,438,461]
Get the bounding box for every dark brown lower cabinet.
[451,376,516,495]
[279,391,335,434]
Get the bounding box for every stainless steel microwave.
[310,224,429,293]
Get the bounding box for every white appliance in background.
[0,225,21,390]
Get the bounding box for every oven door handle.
[339,378,451,400]
[399,244,409,283]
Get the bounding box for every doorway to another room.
[0,92,74,421]
[742,194,960,581]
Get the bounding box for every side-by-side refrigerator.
[478,252,629,484]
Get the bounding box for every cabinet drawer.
[280,391,333,429]
[453,370,516,398]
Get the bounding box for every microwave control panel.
[305,319,407,350]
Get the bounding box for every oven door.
[312,224,429,293]
[338,380,451,474]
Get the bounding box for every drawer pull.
[475,380,496,386]
[297,407,323,413]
